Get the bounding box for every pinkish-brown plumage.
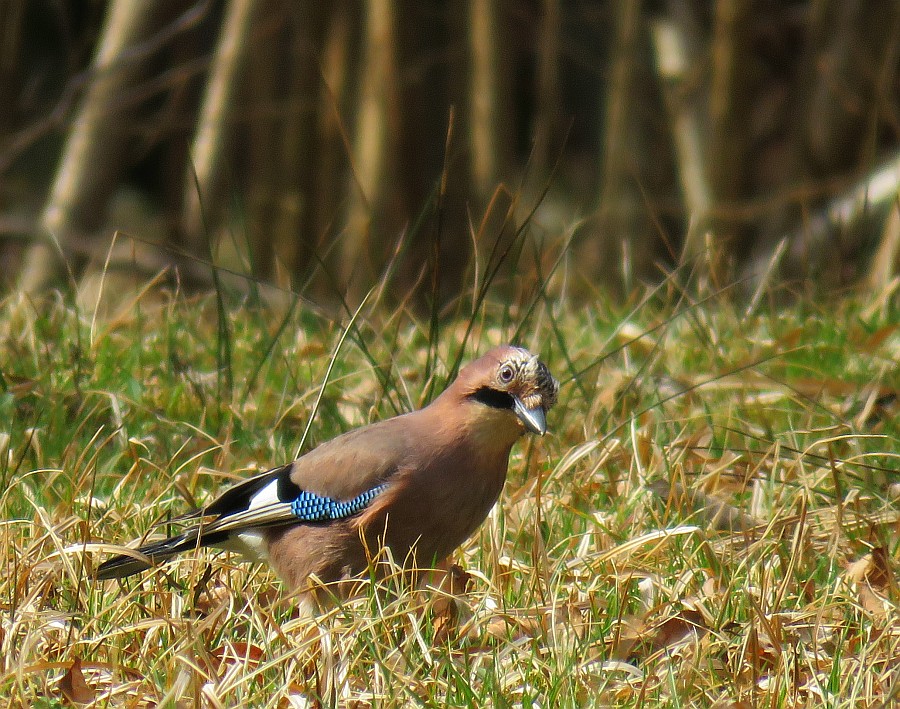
[97,346,558,605]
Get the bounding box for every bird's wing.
[199,482,390,534]
[172,414,418,533]
[284,414,417,497]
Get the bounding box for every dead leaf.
[442,564,472,595]
[635,432,653,468]
[845,546,895,616]
[297,341,326,358]
[278,684,318,708]
[193,581,231,616]
[211,642,265,676]
[608,615,643,661]
[867,546,892,591]
[6,373,39,398]
[431,564,473,643]
[59,657,95,704]
[479,613,545,644]
[646,608,707,653]
[432,606,458,644]
[743,624,780,676]
[564,599,590,641]
[800,577,816,603]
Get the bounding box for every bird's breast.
[366,441,512,564]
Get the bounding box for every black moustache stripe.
[470,387,515,410]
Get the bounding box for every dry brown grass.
[0,279,897,706]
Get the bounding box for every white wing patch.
[214,478,284,562]
[247,478,282,509]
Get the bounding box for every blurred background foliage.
[0,0,898,306]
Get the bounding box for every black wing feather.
[172,463,299,521]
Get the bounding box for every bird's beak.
[513,397,548,436]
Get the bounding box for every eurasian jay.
[96,345,559,604]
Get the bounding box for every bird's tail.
[96,530,219,580]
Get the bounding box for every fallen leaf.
[845,547,895,616]
[646,608,707,653]
[431,564,473,643]
[608,615,643,661]
[743,625,780,676]
[59,657,95,704]
[867,546,892,591]
[193,581,231,616]
[478,613,545,644]
[211,642,266,676]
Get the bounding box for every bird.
[96,345,559,606]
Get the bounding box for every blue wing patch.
[290,484,387,522]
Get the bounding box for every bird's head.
[449,345,559,437]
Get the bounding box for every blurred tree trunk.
[590,0,671,289]
[0,1,24,141]
[651,7,712,255]
[465,0,516,296]
[532,0,561,176]
[802,0,885,175]
[265,3,327,282]
[468,0,511,197]
[244,5,284,280]
[17,0,165,295]
[698,0,753,284]
[396,0,456,301]
[594,0,643,284]
[181,0,260,256]
[340,0,400,301]
[308,0,359,295]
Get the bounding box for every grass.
[0,275,897,707]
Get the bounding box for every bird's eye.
[498,364,515,383]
